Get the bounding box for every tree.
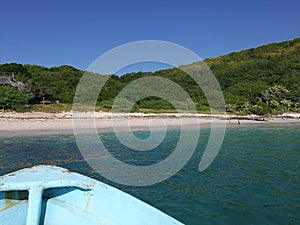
[280,99,293,111]
[0,86,29,110]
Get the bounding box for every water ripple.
[0,126,299,224]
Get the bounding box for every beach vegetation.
[0,86,29,111]
[1,38,299,114]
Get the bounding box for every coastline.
[0,111,299,136]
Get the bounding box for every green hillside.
[0,38,299,114]
[206,38,300,113]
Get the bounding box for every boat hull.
[0,166,183,225]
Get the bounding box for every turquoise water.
[0,126,299,224]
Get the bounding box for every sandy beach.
[0,111,299,136]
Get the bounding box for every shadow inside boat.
[0,186,89,225]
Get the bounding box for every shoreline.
[0,112,299,136]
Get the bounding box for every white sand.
[0,111,299,136]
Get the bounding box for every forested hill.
[0,38,299,115]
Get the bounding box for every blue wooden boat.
[0,165,183,225]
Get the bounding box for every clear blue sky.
[1,0,300,72]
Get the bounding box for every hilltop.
[0,38,299,115]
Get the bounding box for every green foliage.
[133,97,176,111]
[0,63,31,82]
[0,86,29,111]
[1,37,299,114]
[207,38,300,114]
[24,64,82,104]
[249,102,272,115]
[30,103,72,113]
[225,80,269,104]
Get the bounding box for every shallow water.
[0,126,299,224]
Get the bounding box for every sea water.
[0,125,299,225]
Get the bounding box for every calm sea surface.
[0,125,299,225]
